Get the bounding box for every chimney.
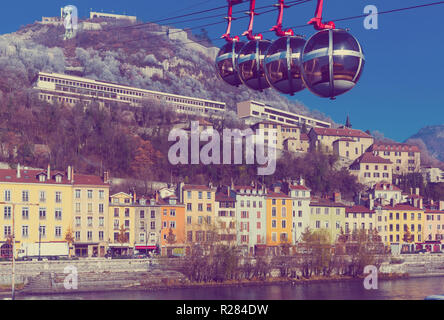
[369,197,374,211]
[274,185,281,193]
[439,201,444,211]
[178,182,184,203]
[47,164,51,180]
[103,171,110,184]
[390,198,397,207]
[415,187,420,196]
[410,187,413,195]
[334,192,341,203]
[17,163,21,179]
[67,166,72,181]
[133,188,137,204]
[71,166,74,183]
[419,198,423,210]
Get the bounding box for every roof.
[300,133,309,141]
[289,184,310,191]
[351,152,392,166]
[0,169,108,186]
[346,205,375,214]
[373,183,401,192]
[310,197,347,208]
[312,127,372,139]
[333,138,356,143]
[381,203,424,211]
[183,184,216,191]
[267,191,291,199]
[215,192,235,202]
[370,142,420,153]
[425,210,444,214]
[407,194,423,199]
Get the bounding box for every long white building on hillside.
[237,100,331,129]
[34,72,226,117]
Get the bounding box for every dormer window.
[150,200,155,205]
[169,198,177,205]
[38,175,46,182]
[55,175,62,183]
[140,199,146,206]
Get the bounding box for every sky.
[0,0,443,142]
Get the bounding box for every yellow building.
[309,194,347,243]
[108,192,136,256]
[181,184,217,249]
[349,152,393,186]
[0,165,110,258]
[309,127,374,157]
[369,143,421,175]
[381,203,425,245]
[266,188,292,252]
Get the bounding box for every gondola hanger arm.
[270,0,294,37]
[307,0,335,30]
[242,0,263,41]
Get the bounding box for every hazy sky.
[0,0,443,142]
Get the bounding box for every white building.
[34,72,226,118]
[286,181,311,244]
[233,185,267,256]
[421,167,444,183]
[237,100,331,129]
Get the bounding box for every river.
[17,276,444,300]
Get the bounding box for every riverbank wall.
[379,253,444,276]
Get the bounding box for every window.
[272,207,276,217]
[22,208,29,220]
[39,225,46,238]
[87,231,93,241]
[99,231,104,241]
[316,221,321,228]
[99,204,104,214]
[4,226,11,237]
[170,209,176,216]
[187,191,191,199]
[87,217,93,227]
[125,208,130,217]
[272,220,277,228]
[187,216,192,224]
[55,191,62,203]
[55,226,62,238]
[282,220,287,229]
[4,206,11,219]
[206,204,212,212]
[150,221,156,230]
[198,204,203,212]
[187,203,192,211]
[282,207,287,218]
[150,210,155,219]
[39,208,46,220]
[22,226,29,238]
[88,203,93,213]
[198,192,203,199]
[55,209,62,220]
[87,190,93,199]
[39,191,46,202]
[22,190,29,202]
[76,203,81,213]
[170,221,176,229]
[99,217,104,227]
[99,190,104,199]
[207,192,211,200]
[4,190,10,202]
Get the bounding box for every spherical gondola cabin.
[215,41,246,87]
[236,40,272,91]
[264,36,306,95]
[301,29,364,99]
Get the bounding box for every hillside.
[0,17,332,123]
[407,124,444,164]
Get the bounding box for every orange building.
[159,196,186,257]
[266,186,292,254]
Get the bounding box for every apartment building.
[237,100,331,128]
[134,197,161,255]
[370,183,403,206]
[266,186,293,253]
[424,209,444,241]
[159,196,186,257]
[309,194,347,243]
[368,142,421,175]
[421,166,444,183]
[344,205,376,233]
[108,192,136,256]
[309,127,374,158]
[233,185,267,256]
[284,181,311,244]
[349,152,393,186]
[0,165,110,258]
[89,11,137,22]
[34,72,226,118]
[72,170,110,257]
[381,204,425,246]
[181,184,217,250]
[215,191,236,247]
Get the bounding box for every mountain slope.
[407,125,444,163]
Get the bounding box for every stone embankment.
[380,253,444,277]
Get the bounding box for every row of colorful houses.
[0,165,443,258]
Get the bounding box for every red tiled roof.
[351,152,392,165]
[73,174,108,186]
[333,138,355,143]
[300,133,309,141]
[289,185,310,191]
[370,142,420,153]
[381,203,424,211]
[407,194,423,199]
[310,197,347,207]
[266,191,291,199]
[373,183,401,192]
[425,210,444,214]
[346,205,374,214]
[215,192,235,202]
[312,127,372,139]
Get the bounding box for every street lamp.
[0,202,38,300]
